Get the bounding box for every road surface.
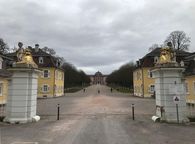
[1,85,195,144]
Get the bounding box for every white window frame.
[185,82,189,94]
[39,57,44,64]
[0,83,3,96]
[148,70,153,78]
[148,85,155,93]
[43,70,50,78]
[42,84,49,92]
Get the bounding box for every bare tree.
[164,31,190,51]
[149,44,159,51]
[0,38,9,54]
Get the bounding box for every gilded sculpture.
[16,42,38,68]
[158,42,175,64]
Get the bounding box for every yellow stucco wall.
[0,68,64,100]
[0,78,8,104]
[133,67,155,98]
[185,76,195,104]
[38,68,64,98]
[142,68,155,97]
[54,69,64,97]
[38,68,55,98]
[133,68,143,97]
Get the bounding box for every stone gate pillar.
[4,42,40,123]
[152,67,188,123]
[151,42,189,123]
[4,67,40,123]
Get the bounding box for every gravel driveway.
[1,85,195,144]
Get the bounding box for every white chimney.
[35,44,39,52]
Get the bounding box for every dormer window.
[154,56,159,63]
[56,61,61,67]
[39,57,44,64]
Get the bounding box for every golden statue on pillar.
[158,42,176,65]
[159,48,173,64]
[15,42,38,68]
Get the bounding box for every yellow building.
[133,67,155,97]
[0,54,12,105]
[184,53,195,105]
[133,48,191,98]
[38,68,64,98]
[28,46,64,98]
[6,44,64,98]
[133,48,161,97]
[185,76,195,104]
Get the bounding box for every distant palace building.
[89,71,107,85]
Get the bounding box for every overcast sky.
[0,0,194,74]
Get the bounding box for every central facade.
[89,71,107,85]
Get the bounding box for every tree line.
[106,62,136,88]
[61,62,90,88]
[0,39,91,88]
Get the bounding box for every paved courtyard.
[1,85,195,144]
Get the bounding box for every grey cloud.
[0,0,194,74]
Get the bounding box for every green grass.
[109,85,133,93]
[64,87,85,93]
[115,87,133,93]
